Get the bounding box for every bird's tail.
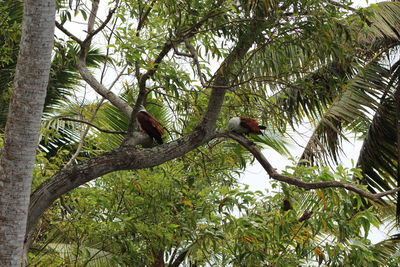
[257,125,266,135]
[155,136,163,145]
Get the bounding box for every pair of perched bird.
[137,106,265,144]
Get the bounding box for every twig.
[60,196,73,214]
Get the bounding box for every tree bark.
[395,85,400,223]
[0,0,55,265]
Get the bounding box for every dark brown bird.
[228,116,266,134]
[298,210,313,222]
[136,105,164,144]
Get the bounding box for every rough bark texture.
[0,0,55,265]
[396,86,400,223]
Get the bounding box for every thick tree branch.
[199,21,264,133]
[27,130,209,235]
[28,127,400,244]
[218,131,400,202]
[76,60,133,117]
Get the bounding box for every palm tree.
[273,1,400,221]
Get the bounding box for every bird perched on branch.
[136,105,165,144]
[228,116,266,134]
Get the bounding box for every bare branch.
[86,0,100,35]
[55,21,83,44]
[69,0,132,117]
[218,131,400,202]
[76,60,133,117]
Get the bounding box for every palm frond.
[300,62,390,165]
[32,242,117,266]
[362,2,400,45]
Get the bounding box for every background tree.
[0,0,55,265]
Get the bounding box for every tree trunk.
[396,86,400,224]
[0,0,55,265]
[151,250,165,267]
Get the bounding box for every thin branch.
[138,9,225,88]
[86,0,100,35]
[185,39,207,87]
[137,0,156,33]
[55,21,83,44]
[60,118,127,135]
[83,1,120,43]
[100,11,120,84]
[172,44,193,57]
[217,131,400,202]
[60,196,73,214]
[108,64,128,90]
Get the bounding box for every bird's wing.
[239,116,260,133]
[137,111,165,136]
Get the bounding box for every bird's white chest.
[228,117,248,133]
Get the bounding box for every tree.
[284,2,400,221]
[0,0,55,265]
[2,0,400,264]
[27,163,400,265]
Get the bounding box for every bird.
[298,210,313,222]
[228,116,266,134]
[136,105,165,144]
